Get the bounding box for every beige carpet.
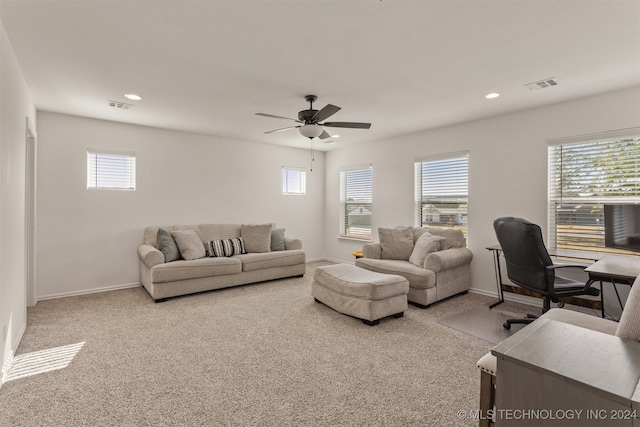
[0,262,496,426]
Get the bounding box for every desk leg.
[489,249,504,309]
[600,281,605,318]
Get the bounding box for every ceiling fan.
[255,95,371,139]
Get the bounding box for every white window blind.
[414,152,468,235]
[340,164,372,239]
[87,149,136,190]
[282,167,306,195]
[548,133,639,255]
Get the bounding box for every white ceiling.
[2,0,639,151]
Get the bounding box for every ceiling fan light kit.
[256,94,372,141]
[299,124,323,138]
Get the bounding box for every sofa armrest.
[362,243,382,259]
[138,244,165,268]
[284,237,302,250]
[424,247,473,272]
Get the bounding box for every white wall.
[36,112,325,299]
[324,86,640,299]
[0,18,37,383]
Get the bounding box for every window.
[282,167,306,195]
[87,149,136,190]
[340,164,372,239]
[414,152,468,235]
[548,131,639,255]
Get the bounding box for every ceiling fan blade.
[322,122,371,129]
[311,104,341,123]
[255,113,302,123]
[319,129,331,139]
[264,125,300,134]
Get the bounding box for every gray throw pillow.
[409,233,446,267]
[379,227,414,260]
[156,228,180,262]
[271,228,286,251]
[241,224,272,253]
[171,229,206,260]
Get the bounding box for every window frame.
[339,164,373,240]
[547,128,639,256]
[282,166,307,195]
[414,151,469,236]
[87,148,136,191]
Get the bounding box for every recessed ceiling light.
[485,93,500,99]
[124,93,142,101]
[331,134,340,138]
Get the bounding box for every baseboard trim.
[37,282,142,302]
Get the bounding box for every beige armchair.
[477,273,640,426]
[356,226,473,308]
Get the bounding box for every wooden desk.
[486,245,605,311]
[492,319,640,426]
[585,255,640,316]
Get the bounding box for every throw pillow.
[241,224,272,253]
[206,238,246,257]
[271,228,286,251]
[409,233,446,267]
[615,276,640,341]
[156,228,180,262]
[171,229,206,260]
[379,227,414,260]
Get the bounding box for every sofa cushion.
[417,227,466,249]
[156,228,181,262]
[409,233,446,267]
[205,238,246,257]
[150,257,242,283]
[197,224,241,242]
[238,250,306,272]
[171,229,206,260]
[379,227,414,260]
[271,227,286,251]
[356,258,436,289]
[241,224,272,253]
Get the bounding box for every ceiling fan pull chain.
[310,139,315,172]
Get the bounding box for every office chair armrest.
[545,264,586,272]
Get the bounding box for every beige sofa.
[355,226,473,308]
[138,224,305,302]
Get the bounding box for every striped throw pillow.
[206,238,246,257]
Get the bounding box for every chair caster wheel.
[557,302,565,308]
[503,322,511,330]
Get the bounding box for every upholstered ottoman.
[312,264,409,326]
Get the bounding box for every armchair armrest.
[138,244,165,268]
[362,243,382,259]
[424,247,473,272]
[284,237,302,250]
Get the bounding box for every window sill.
[338,235,373,243]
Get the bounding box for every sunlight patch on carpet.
[5,342,85,382]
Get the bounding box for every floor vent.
[108,100,134,109]
[525,78,558,91]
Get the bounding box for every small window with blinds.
[282,167,306,195]
[87,149,136,190]
[548,131,639,255]
[340,164,372,239]
[414,152,468,236]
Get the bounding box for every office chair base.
[503,313,538,330]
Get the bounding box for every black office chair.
[493,217,600,329]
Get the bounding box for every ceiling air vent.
[524,78,558,91]
[108,100,134,109]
